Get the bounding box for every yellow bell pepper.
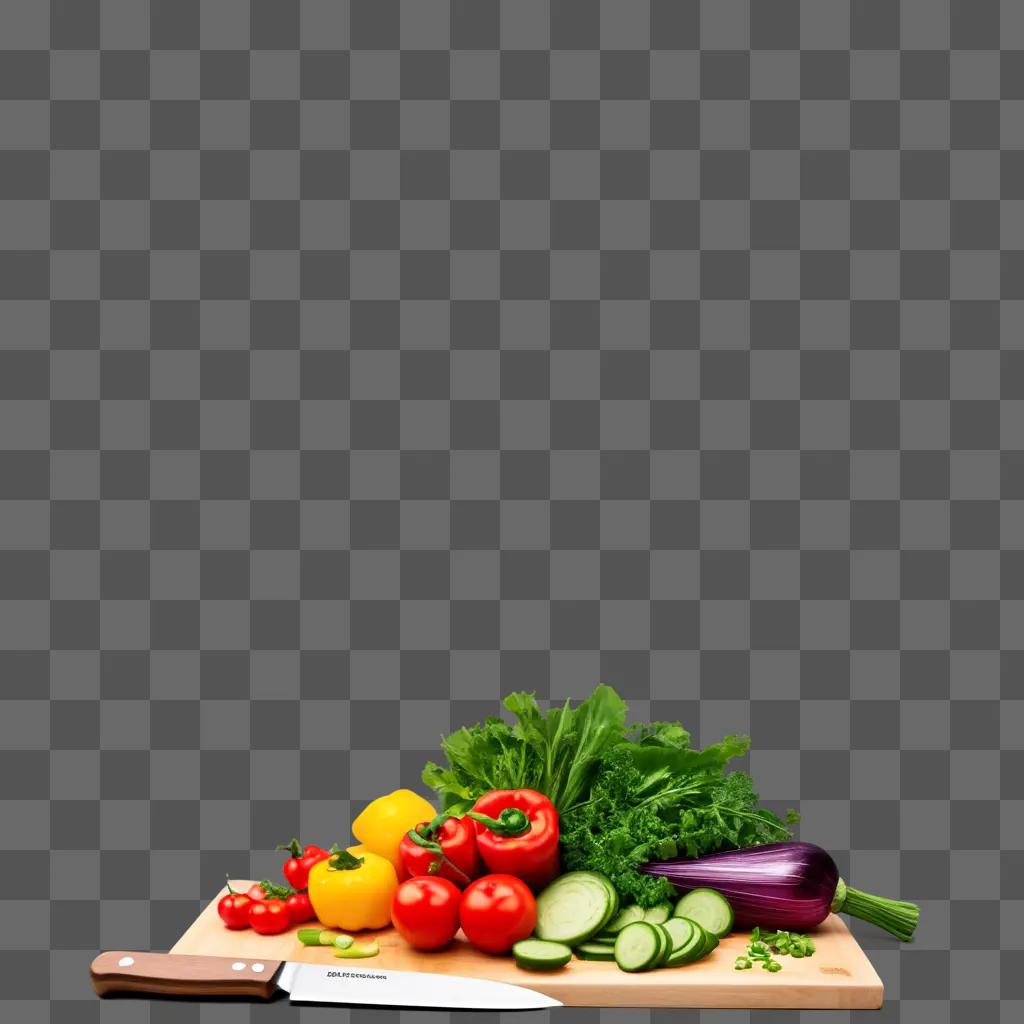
[351,789,436,871]
[307,849,398,931]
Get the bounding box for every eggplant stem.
[832,877,920,942]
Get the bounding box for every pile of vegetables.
[216,683,918,977]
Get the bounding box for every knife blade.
[278,961,561,1010]
[91,951,561,1011]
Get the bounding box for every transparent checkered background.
[0,1,1020,1022]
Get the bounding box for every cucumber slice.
[647,922,668,968]
[535,871,616,946]
[665,918,706,967]
[603,903,645,934]
[593,874,620,931]
[613,922,662,973]
[642,902,673,925]
[673,888,734,938]
[699,929,720,958]
[513,939,572,971]
[661,916,695,953]
[656,924,677,967]
[591,934,617,945]
[575,941,617,961]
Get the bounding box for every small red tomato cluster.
[217,839,333,935]
[391,789,558,953]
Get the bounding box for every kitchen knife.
[91,951,562,1011]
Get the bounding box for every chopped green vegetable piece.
[298,928,341,947]
[739,925,817,975]
[334,940,379,959]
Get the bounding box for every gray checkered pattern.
[0,1,1019,1021]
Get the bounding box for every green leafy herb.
[560,738,796,906]
[255,879,295,900]
[422,684,627,815]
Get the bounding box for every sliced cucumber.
[603,903,645,934]
[673,888,734,938]
[591,933,617,945]
[665,918,706,967]
[657,924,678,967]
[513,939,572,971]
[648,922,668,968]
[699,929,720,958]
[661,916,695,953]
[593,873,620,930]
[613,922,662,973]
[575,941,617,961]
[535,871,617,946]
[642,902,673,925]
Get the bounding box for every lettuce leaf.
[422,684,628,814]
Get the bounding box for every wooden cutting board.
[170,882,883,1009]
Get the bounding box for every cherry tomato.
[285,891,316,924]
[459,874,536,954]
[391,877,462,951]
[217,881,252,929]
[247,883,267,901]
[248,898,291,935]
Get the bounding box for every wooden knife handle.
[90,951,282,1000]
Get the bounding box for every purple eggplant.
[641,841,919,941]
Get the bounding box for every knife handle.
[90,951,282,1000]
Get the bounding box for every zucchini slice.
[603,903,645,934]
[673,888,734,938]
[535,871,617,946]
[575,941,617,961]
[513,939,573,971]
[642,902,673,925]
[665,918,706,966]
[613,922,662,973]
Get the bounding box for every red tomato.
[247,883,267,901]
[217,892,252,929]
[459,874,536,954]
[285,891,316,924]
[391,877,462,951]
[248,898,291,935]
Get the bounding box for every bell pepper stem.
[466,807,532,836]
[328,849,364,871]
[404,824,471,885]
[417,812,452,841]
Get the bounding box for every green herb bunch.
[422,684,798,907]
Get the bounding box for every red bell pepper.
[399,814,481,887]
[276,839,333,890]
[467,789,560,891]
